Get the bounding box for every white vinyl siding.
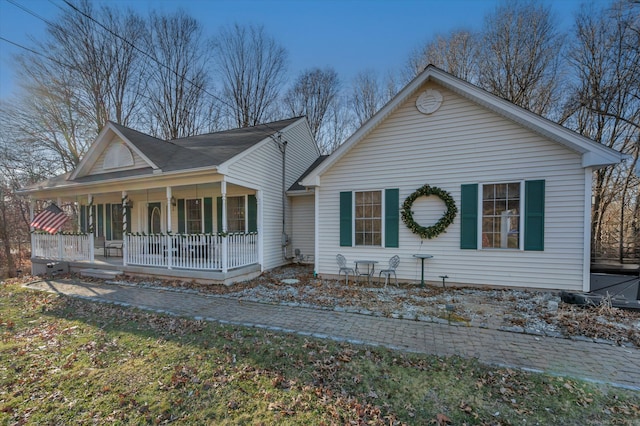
[88,136,149,175]
[315,82,587,291]
[290,195,315,259]
[226,118,319,270]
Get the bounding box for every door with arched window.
[148,203,162,234]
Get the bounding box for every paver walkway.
[25,279,640,391]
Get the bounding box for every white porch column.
[257,190,264,271]
[57,197,63,259]
[88,194,94,262]
[166,186,173,269]
[122,191,128,266]
[29,198,35,260]
[221,180,228,273]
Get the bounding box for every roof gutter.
[17,165,221,196]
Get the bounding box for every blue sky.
[0,0,587,100]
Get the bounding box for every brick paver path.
[26,279,640,391]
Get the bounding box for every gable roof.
[21,117,306,193]
[288,155,329,192]
[302,65,625,187]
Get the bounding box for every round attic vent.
[416,89,443,115]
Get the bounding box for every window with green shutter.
[460,184,478,249]
[462,180,545,251]
[339,192,352,247]
[248,194,257,232]
[204,197,213,233]
[524,180,545,251]
[340,189,399,248]
[385,188,399,248]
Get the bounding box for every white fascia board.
[69,123,115,180]
[286,188,315,197]
[433,70,625,166]
[24,165,221,196]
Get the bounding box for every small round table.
[413,254,433,287]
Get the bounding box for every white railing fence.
[125,232,257,271]
[31,233,92,261]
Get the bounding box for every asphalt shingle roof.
[22,117,304,191]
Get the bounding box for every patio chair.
[379,255,400,287]
[336,254,355,284]
[105,241,123,257]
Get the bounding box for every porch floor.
[33,256,262,285]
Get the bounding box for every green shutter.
[339,191,352,247]
[460,184,478,249]
[217,197,223,233]
[177,199,185,234]
[524,180,545,251]
[385,188,399,248]
[105,204,112,240]
[97,204,104,237]
[248,194,257,233]
[80,205,86,233]
[204,197,213,233]
[125,206,131,234]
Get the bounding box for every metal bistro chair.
[336,254,355,284]
[379,255,400,288]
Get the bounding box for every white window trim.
[352,189,385,247]
[226,195,248,233]
[477,180,524,251]
[185,198,204,234]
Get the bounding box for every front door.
[148,202,162,234]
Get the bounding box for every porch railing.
[31,233,92,262]
[125,232,258,271]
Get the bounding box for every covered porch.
[30,176,262,277]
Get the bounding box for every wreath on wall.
[401,184,457,239]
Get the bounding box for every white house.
[301,66,625,292]
[20,117,320,283]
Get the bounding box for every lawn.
[1,277,639,425]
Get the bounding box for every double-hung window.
[185,199,202,234]
[340,189,399,248]
[461,180,544,251]
[111,206,124,240]
[482,182,521,249]
[226,196,246,233]
[354,190,382,246]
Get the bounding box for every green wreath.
[401,184,457,239]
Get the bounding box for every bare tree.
[563,0,640,263]
[283,67,340,139]
[477,0,564,117]
[213,24,288,128]
[350,70,385,126]
[5,0,146,172]
[144,10,212,139]
[315,96,355,154]
[43,0,146,130]
[405,30,478,83]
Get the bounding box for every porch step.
[79,268,123,280]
